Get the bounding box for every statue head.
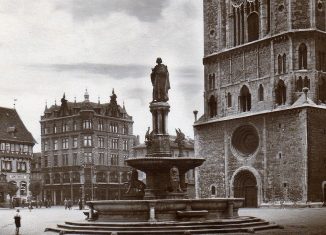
[156,57,162,65]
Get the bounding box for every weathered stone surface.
[197,0,326,206]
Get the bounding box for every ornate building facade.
[195,0,326,207]
[38,90,137,205]
[0,106,35,206]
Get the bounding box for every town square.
[0,0,325,234]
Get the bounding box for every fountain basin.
[87,198,244,222]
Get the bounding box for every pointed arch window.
[211,185,216,196]
[239,85,251,112]
[296,76,303,92]
[299,43,308,69]
[248,12,259,42]
[208,95,217,118]
[258,84,264,101]
[208,74,215,90]
[276,80,286,105]
[304,76,310,89]
[282,54,287,73]
[227,92,232,108]
[278,55,282,74]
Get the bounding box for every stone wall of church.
[316,0,326,31]
[307,107,326,202]
[291,1,311,29]
[195,108,309,203]
[272,0,289,34]
[194,121,226,198]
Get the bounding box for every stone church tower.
[194,0,326,207]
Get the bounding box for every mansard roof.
[0,106,36,144]
[43,94,131,120]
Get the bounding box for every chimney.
[193,110,198,122]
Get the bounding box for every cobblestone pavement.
[0,207,325,235]
[239,208,326,235]
[0,206,84,235]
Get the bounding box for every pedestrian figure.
[64,198,68,210]
[67,199,72,210]
[14,209,21,235]
[78,199,83,210]
[28,201,33,212]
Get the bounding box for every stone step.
[57,221,269,231]
[46,224,282,235]
[64,216,260,227]
[57,221,268,231]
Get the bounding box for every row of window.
[232,0,262,45]
[1,161,27,172]
[44,171,129,184]
[208,80,289,117]
[208,43,309,91]
[44,137,129,151]
[0,143,32,155]
[44,121,128,135]
[43,153,128,167]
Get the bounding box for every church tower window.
[227,92,232,108]
[296,76,303,92]
[278,55,282,74]
[258,84,264,101]
[208,74,215,90]
[208,95,217,118]
[304,76,310,89]
[276,80,286,105]
[299,43,308,70]
[282,54,287,73]
[239,85,251,112]
[248,12,259,42]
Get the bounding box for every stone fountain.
[46,59,281,234]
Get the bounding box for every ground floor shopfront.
[42,183,127,205]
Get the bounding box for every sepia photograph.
[0,0,325,234]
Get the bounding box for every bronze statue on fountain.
[151,57,170,102]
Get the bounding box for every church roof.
[0,106,36,144]
[291,92,317,108]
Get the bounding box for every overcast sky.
[0,0,204,151]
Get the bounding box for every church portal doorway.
[233,170,258,208]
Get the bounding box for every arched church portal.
[233,170,258,208]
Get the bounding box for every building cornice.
[203,29,326,64]
[194,104,326,127]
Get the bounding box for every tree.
[7,183,18,199]
[29,181,42,197]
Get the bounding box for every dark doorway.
[234,170,258,208]
[55,190,61,205]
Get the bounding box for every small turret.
[84,89,89,102]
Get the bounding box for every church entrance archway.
[233,170,258,208]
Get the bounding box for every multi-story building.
[0,106,35,206]
[39,90,137,205]
[133,136,197,198]
[195,0,326,207]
